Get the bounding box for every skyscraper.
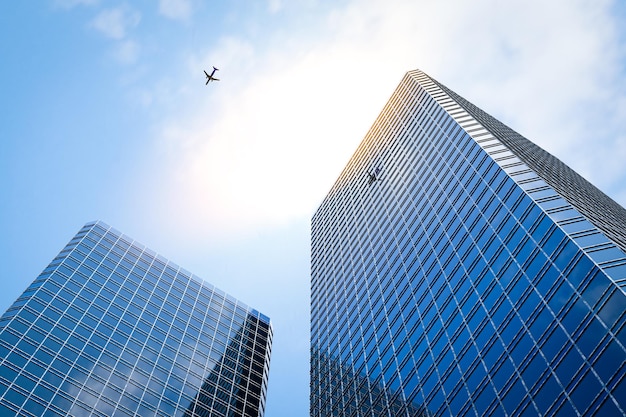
[311,70,626,416]
[0,221,272,417]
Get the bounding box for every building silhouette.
[0,221,272,417]
[311,70,626,416]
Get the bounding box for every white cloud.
[139,0,626,246]
[90,6,141,40]
[159,0,193,21]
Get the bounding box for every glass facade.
[0,221,272,417]
[311,70,626,416]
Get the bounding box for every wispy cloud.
[87,5,142,64]
[135,0,626,247]
[113,39,140,64]
[267,0,283,14]
[158,0,193,21]
[90,6,141,40]
[53,0,98,9]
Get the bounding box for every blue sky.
[1,0,626,415]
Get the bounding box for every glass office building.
[311,70,626,416]
[0,221,272,417]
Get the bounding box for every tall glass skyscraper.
[0,221,272,417]
[311,70,626,416]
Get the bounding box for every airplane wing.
[204,68,220,84]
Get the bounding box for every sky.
[1,0,626,415]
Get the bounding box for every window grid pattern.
[311,70,626,417]
[425,73,626,292]
[0,221,272,417]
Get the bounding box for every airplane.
[367,167,381,185]
[204,66,220,84]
